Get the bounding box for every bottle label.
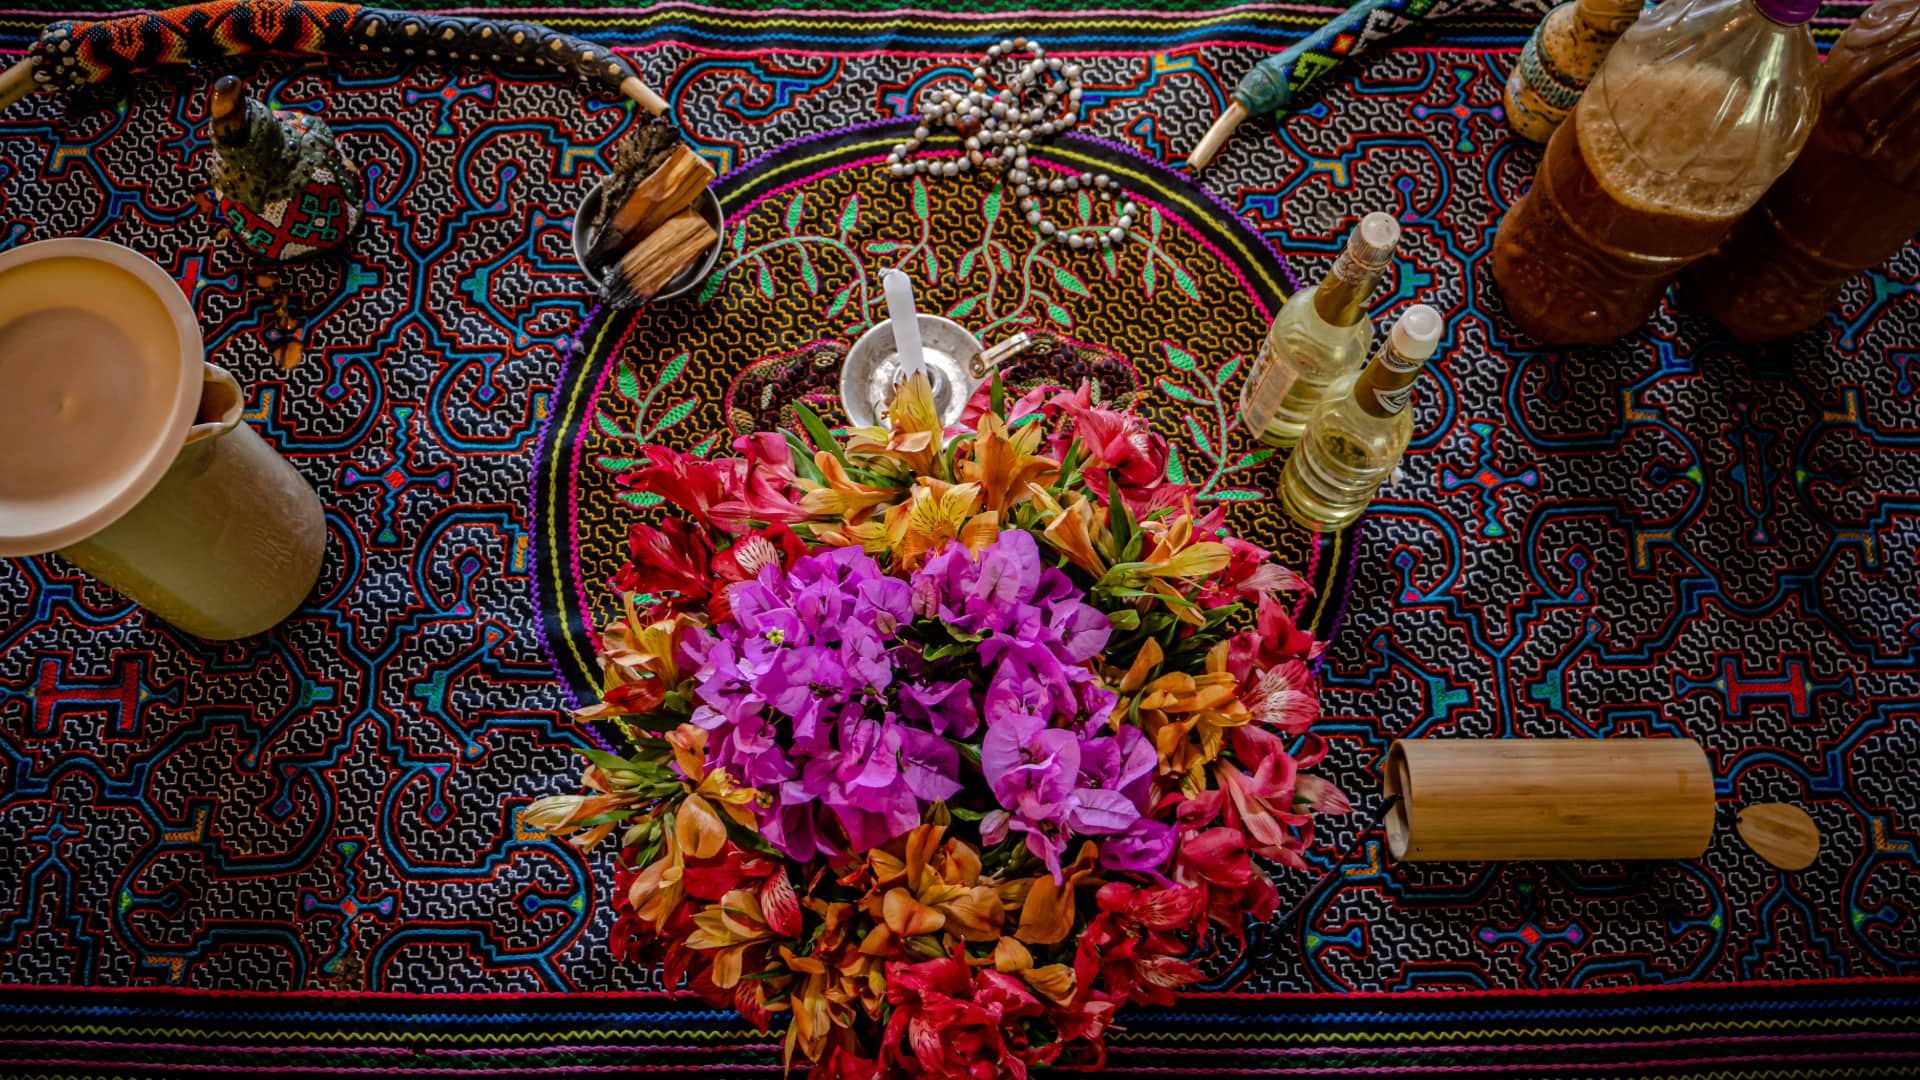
[1371,380,1416,416]
[1240,341,1298,434]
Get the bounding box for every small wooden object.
[1383,738,1715,862]
[0,57,36,113]
[1735,803,1820,871]
[587,143,714,267]
[1505,0,1643,143]
[602,208,718,307]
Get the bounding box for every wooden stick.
[587,143,714,266]
[0,57,37,113]
[620,75,669,118]
[604,208,717,307]
[1187,101,1247,171]
[1383,739,1716,862]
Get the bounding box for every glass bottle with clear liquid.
[1239,212,1401,448]
[1280,304,1443,532]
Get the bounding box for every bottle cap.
[1350,212,1402,268]
[1751,0,1816,24]
[1389,303,1444,360]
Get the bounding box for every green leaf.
[1184,413,1217,462]
[796,400,849,465]
[1108,474,1135,552]
[659,352,689,387]
[1166,441,1188,485]
[924,248,939,283]
[990,369,1004,416]
[785,192,805,233]
[958,249,977,280]
[1052,265,1089,297]
[1232,448,1275,470]
[947,294,980,319]
[1154,377,1202,405]
[1142,258,1157,296]
[594,411,630,440]
[1076,190,1092,222]
[654,397,698,432]
[913,178,929,221]
[1202,487,1264,502]
[698,268,726,304]
[826,283,854,319]
[1217,355,1242,385]
[731,221,749,253]
[618,490,664,509]
[984,184,1001,223]
[594,455,644,471]
[1046,300,1073,328]
[839,194,860,237]
[947,737,983,773]
[1101,246,1118,277]
[997,246,1013,272]
[615,360,642,404]
[1173,265,1199,301]
[581,748,645,773]
[867,241,901,255]
[798,247,819,295]
[1149,206,1163,241]
[1164,343,1196,372]
[945,804,987,822]
[690,432,722,458]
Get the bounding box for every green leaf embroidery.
[947,294,980,318]
[1155,377,1202,404]
[984,184,1001,224]
[615,360,642,403]
[1149,206,1163,241]
[1173,265,1199,301]
[690,432,722,458]
[1232,448,1275,470]
[659,352,689,386]
[826,283,854,318]
[617,490,664,509]
[1076,190,1092,222]
[594,455,644,471]
[1101,246,1118,277]
[958,249,977,279]
[1184,413,1217,461]
[997,246,1013,272]
[1164,343,1197,373]
[1203,487,1264,503]
[798,247,819,295]
[757,260,775,299]
[731,221,748,253]
[593,411,628,440]
[1046,300,1073,328]
[924,248,938,283]
[654,397,698,431]
[785,193,805,233]
[1052,265,1089,298]
[698,268,725,304]
[1217,355,1242,385]
[866,241,901,254]
[839,194,859,237]
[913,177,929,221]
[1143,258,1157,295]
[1165,441,1188,485]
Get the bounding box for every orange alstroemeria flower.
[857,825,1006,957]
[574,598,701,722]
[1026,483,1107,578]
[962,412,1058,512]
[883,479,999,570]
[1012,840,1102,945]
[800,451,900,522]
[1137,641,1252,789]
[845,370,944,475]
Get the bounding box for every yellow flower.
[1136,640,1252,788]
[962,412,1058,512]
[1138,515,1232,580]
[799,452,899,521]
[856,825,1007,957]
[884,479,999,569]
[846,370,943,475]
[573,599,699,721]
[686,887,777,989]
[1026,483,1107,577]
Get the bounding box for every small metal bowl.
[571,179,725,307]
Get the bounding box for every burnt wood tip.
[210,75,249,145]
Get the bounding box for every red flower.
[611,518,714,608]
[1169,825,1279,940]
[815,1044,885,1080]
[707,524,811,622]
[1071,883,1204,1008]
[1199,535,1311,610]
[623,445,741,530]
[717,432,810,527]
[882,952,1048,1079]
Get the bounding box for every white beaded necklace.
[886,38,1137,250]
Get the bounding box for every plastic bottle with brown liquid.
[1491,0,1821,347]
[1691,0,1920,343]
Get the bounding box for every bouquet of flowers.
[528,373,1349,1077]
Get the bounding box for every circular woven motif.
[533,121,1362,723]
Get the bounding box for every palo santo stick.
[601,208,717,308]
[0,57,38,113]
[587,143,714,267]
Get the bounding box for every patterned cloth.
[2,0,1916,1073]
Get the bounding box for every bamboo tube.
[1382,739,1715,862]
[0,57,37,113]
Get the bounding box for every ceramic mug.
[0,237,325,639]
